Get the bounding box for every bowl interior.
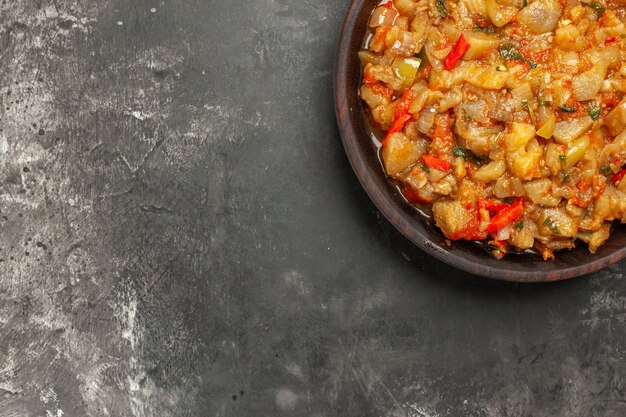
[333,0,626,281]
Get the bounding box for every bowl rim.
[333,0,626,282]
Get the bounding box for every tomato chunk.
[422,154,451,171]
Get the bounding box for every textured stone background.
[0,1,624,416]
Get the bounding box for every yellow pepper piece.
[536,112,556,139]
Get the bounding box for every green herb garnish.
[499,43,537,68]
[600,166,612,175]
[561,172,571,184]
[523,0,528,7]
[416,47,428,71]
[421,162,430,173]
[588,102,601,120]
[543,217,561,234]
[582,1,605,17]
[538,97,549,107]
[473,24,498,34]
[436,0,448,17]
[499,44,518,60]
[452,145,467,159]
[559,104,576,112]
[515,221,525,231]
[502,198,513,205]
[559,154,566,162]
[523,101,536,124]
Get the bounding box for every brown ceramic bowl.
[333,0,626,282]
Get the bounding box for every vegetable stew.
[359,0,626,259]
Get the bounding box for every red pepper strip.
[604,37,618,45]
[382,0,394,8]
[478,198,509,213]
[422,154,451,171]
[382,114,413,146]
[443,34,471,71]
[612,169,626,184]
[485,199,524,234]
[382,91,414,146]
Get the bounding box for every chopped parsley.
[561,172,571,184]
[588,102,601,121]
[543,217,561,234]
[499,43,537,69]
[523,0,528,7]
[559,104,576,113]
[473,24,498,34]
[538,97,549,107]
[600,166,612,176]
[502,198,513,205]
[515,221,525,231]
[473,13,498,34]
[582,1,605,17]
[416,47,428,71]
[452,145,467,159]
[523,101,536,124]
[559,154,566,162]
[421,162,430,173]
[436,0,448,17]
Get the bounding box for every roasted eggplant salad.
[359,0,626,259]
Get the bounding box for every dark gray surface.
[0,1,624,416]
